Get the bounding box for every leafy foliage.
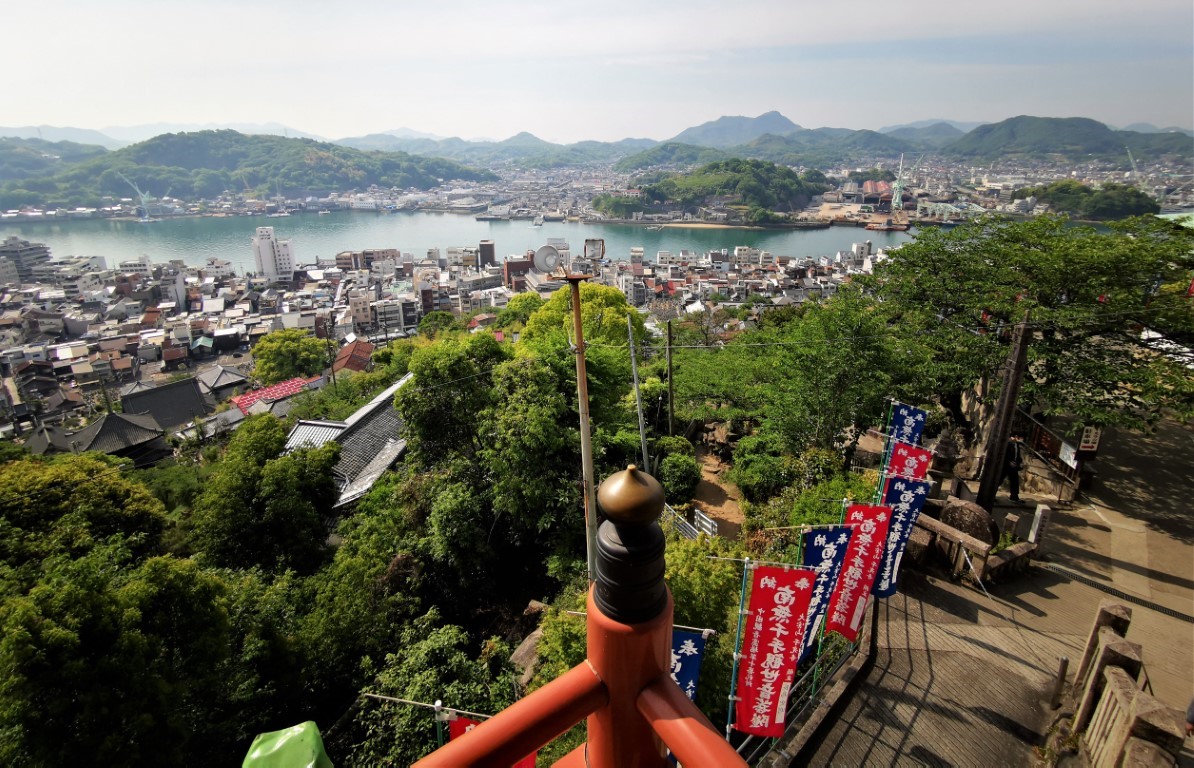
[641,158,828,212]
[659,453,701,503]
[860,215,1194,431]
[1013,180,1159,220]
[251,328,328,385]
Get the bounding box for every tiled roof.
[230,377,315,415]
[332,339,374,374]
[333,373,412,484]
[71,411,163,453]
[196,364,249,393]
[121,376,212,430]
[284,420,347,452]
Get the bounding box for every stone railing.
[1069,602,1185,767]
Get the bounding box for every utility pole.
[567,275,599,584]
[977,311,1031,511]
[666,320,674,436]
[628,315,649,469]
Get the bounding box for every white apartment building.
[252,227,295,283]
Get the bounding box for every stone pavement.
[809,420,1194,766]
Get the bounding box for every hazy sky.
[5,0,1191,143]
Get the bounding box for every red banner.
[448,717,535,767]
[734,565,817,737]
[886,440,932,480]
[825,504,892,642]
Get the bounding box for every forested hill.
[943,116,1194,159]
[0,136,108,182]
[640,158,829,214]
[0,130,497,209]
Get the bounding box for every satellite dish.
[533,244,561,274]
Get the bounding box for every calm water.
[2,211,914,272]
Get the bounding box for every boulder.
[940,498,998,545]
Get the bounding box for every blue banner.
[889,402,927,445]
[873,477,932,597]
[798,525,853,664]
[670,629,707,700]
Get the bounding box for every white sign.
[1078,426,1102,452]
[1059,441,1078,469]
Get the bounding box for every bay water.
[2,211,914,273]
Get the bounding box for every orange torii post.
[414,466,746,768]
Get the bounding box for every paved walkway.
[811,420,1194,766]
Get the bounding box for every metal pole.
[977,311,1031,511]
[628,314,650,469]
[666,320,674,436]
[568,276,599,584]
[725,556,751,739]
[1050,656,1069,709]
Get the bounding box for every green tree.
[522,282,647,348]
[251,328,327,385]
[861,215,1194,431]
[659,452,701,503]
[417,310,460,338]
[0,454,167,575]
[189,415,339,572]
[0,549,233,766]
[494,292,545,328]
[334,610,517,766]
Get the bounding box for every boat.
[645,225,663,231]
[865,218,909,232]
[318,210,331,216]
[532,215,544,227]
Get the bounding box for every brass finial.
[597,465,664,525]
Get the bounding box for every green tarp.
[242,721,333,768]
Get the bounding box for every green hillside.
[944,116,1194,159]
[0,130,496,209]
[641,158,829,214]
[0,137,108,182]
[614,142,729,171]
[667,111,802,147]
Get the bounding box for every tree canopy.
[859,214,1194,430]
[251,328,328,385]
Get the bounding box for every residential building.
[0,235,51,283]
[251,226,295,283]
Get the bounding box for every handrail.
[412,662,607,767]
[637,676,747,767]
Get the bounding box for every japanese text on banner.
[885,439,932,480]
[825,504,891,642]
[889,402,927,445]
[670,629,708,701]
[799,525,853,665]
[874,478,931,597]
[733,565,816,737]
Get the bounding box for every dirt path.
[692,445,744,539]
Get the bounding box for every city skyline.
[4,0,1192,144]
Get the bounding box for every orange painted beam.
[413,662,607,767]
[637,676,748,768]
[585,588,672,768]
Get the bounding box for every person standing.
[1002,434,1025,503]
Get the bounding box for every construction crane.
[890,153,923,225]
[116,172,154,223]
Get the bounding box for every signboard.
[1078,426,1102,452]
[733,565,817,737]
[825,504,891,642]
[799,526,853,664]
[874,478,932,597]
[1059,441,1078,470]
[670,629,708,701]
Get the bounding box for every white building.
[252,227,295,283]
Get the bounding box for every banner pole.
[725,556,751,740]
[434,699,444,747]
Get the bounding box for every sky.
[4,0,1192,144]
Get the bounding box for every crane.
[1125,146,1141,184]
[116,171,154,223]
[890,153,923,225]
